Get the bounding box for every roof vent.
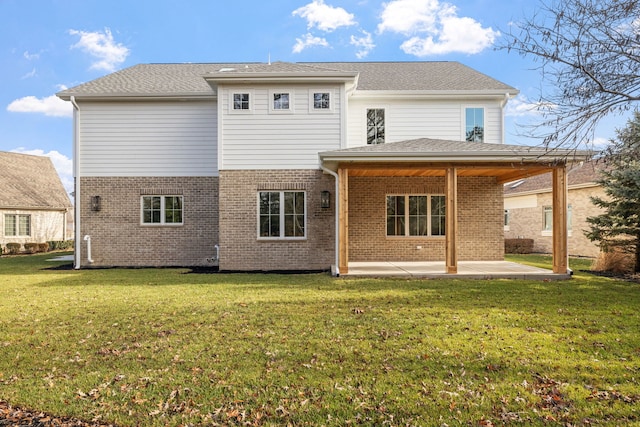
[218,67,236,72]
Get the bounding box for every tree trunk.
[636,237,640,273]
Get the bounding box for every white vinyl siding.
[220,85,342,170]
[77,101,217,177]
[346,97,504,147]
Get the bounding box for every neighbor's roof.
[57,61,518,99]
[504,160,604,196]
[0,152,72,209]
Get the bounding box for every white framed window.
[367,108,385,144]
[542,205,573,236]
[269,90,294,113]
[141,196,183,225]
[465,107,484,142]
[386,195,445,237]
[4,214,30,236]
[258,191,306,239]
[309,89,332,112]
[542,205,553,231]
[504,209,511,230]
[230,90,253,113]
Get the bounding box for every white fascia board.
[350,89,519,100]
[57,93,216,101]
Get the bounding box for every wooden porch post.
[445,167,458,274]
[338,167,349,274]
[552,166,568,274]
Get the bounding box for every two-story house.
[57,61,584,275]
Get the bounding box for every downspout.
[70,96,81,269]
[320,164,340,276]
[84,235,94,264]
[500,93,510,144]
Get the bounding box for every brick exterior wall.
[349,176,504,261]
[218,170,335,271]
[504,185,604,258]
[79,177,218,267]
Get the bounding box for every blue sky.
[0,0,628,194]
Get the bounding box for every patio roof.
[319,138,593,183]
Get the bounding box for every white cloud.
[11,148,74,196]
[21,68,37,79]
[378,0,498,56]
[23,50,40,60]
[350,30,375,58]
[69,28,129,72]
[505,94,555,118]
[292,33,330,53]
[7,91,72,118]
[292,0,356,32]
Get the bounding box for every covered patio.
[320,138,591,278]
[344,260,570,280]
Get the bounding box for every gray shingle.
[57,61,518,98]
[0,152,72,208]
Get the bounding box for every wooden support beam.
[445,167,458,274]
[338,167,349,274]
[552,166,568,274]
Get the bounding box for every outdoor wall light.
[91,195,101,212]
[321,190,331,209]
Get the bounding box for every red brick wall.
[79,177,218,267]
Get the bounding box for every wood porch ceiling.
[339,162,554,184]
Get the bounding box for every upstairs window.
[4,214,30,236]
[465,107,484,142]
[142,196,183,225]
[273,93,290,110]
[313,92,330,109]
[367,108,385,145]
[386,195,445,237]
[233,93,250,110]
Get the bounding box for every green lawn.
[1,253,639,426]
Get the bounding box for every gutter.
[70,96,81,270]
[320,164,340,276]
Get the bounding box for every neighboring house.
[504,161,604,258]
[57,61,586,274]
[0,151,73,250]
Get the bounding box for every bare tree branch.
[499,0,640,150]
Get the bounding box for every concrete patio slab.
[343,261,571,280]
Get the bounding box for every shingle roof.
[57,61,518,99]
[302,62,516,92]
[320,138,582,162]
[504,161,603,195]
[0,152,72,209]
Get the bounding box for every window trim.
[309,89,333,113]
[386,194,446,238]
[229,89,254,114]
[4,214,31,237]
[257,190,307,240]
[140,195,184,226]
[269,89,294,114]
[463,106,485,142]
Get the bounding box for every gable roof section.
[57,61,518,100]
[0,152,72,209]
